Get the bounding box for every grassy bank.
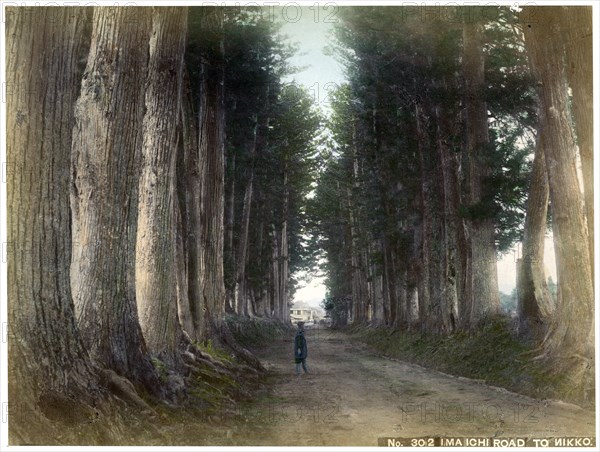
[344,317,582,406]
[137,317,293,445]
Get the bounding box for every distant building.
[289,301,324,324]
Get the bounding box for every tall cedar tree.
[136,7,188,362]
[6,7,101,442]
[523,6,594,402]
[70,7,160,389]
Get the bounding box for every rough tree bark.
[381,238,394,326]
[407,224,422,327]
[197,7,227,339]
[255,218,270,317]
[415,101,437,331]
[234,119,258,316]
[136,7,187,362]
[349,147,370,324]
[6,7,100,442]
[174,182,195,339]
[347,187,362,324]
[278,169,291,322]
[523,6,594,402]
[436,100,460,333]
[461,20,500,327]
[178,70,203,341]
[516,131,553,338]
[176,70,202,341]
[417,101,448,334]
[224,151,236,310]
[70,7,159,388]
[559,7,594,287]
[271,225,281,319]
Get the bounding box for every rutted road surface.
[230,328,595,447]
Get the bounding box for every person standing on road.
[294,322,309,375]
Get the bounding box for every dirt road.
[223,327,595,447]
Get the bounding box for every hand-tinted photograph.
[2,1,596,448]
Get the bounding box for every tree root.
[97,369,157,416]
[220,321,266,373]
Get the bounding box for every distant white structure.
[290,301,324,324]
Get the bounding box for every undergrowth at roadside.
[194,339,234,363]
[225,315,293,348]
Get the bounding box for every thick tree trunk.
[279,170,290,322]
[136,7,187,362]
[560,7,594,288]
[381,238,395,326]
[255,219,269,318]
[271,226,281,319]
[523,7,594,401]
[462,21,500,327]
[348,205,359,323]
[416,100,449,333]
[198,7,227,339]
[234,119,258,316]
[516,131,553,338]
[436,103,460,333]
[174,186,195,338]
[361,247,371,322]
[395,265,408,328]
[6,7,100,441]
[347,179,366,324]
[420,106,447,334]
[406,254,420,327]
[404,220,422,328]
[415,103,431,330]
[365,248,372,322]
[178,70,202,341]
[224,151,236,310]
[372,255,385,324]
[70,7,158,388]
[351,160,371,324]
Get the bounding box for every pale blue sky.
[278,5,345,108]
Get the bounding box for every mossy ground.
[344,316,577,406]
[152,316,292,416]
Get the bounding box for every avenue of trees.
[5,4,595,443]
[311,6,594,401]
[7,6,320,442]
